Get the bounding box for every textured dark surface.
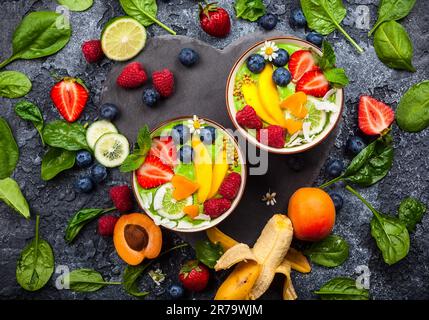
[0,0,428,300]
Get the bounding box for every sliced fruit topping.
[281,92,308,119]
[149,136,177,168]
[296,70,329,98]
[184,205,200,219]
[192,136,212,203]
[86,120,118,150]
[171,175,199,201]
[284,119,303,135]
[241,81,277,125]
[208,147,229,199]
[94,133,130,168]
[136,155,174,189]
[358,96,395,135]
[306,101,327,136]
[288,50,318,82]
[50,77,89,123]
[153,183,192,220]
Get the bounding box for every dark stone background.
[0,0,428,300]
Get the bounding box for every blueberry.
[330,193,344,211]
[272,68,292,87]
[142,88,160,107]
[246,54,266,74]
[258,13,278,31]
[326,159,344,177]
[290,8,307,28]
[286,155,305,172]
[346,136,367,155]
[76,151,93,168]
[171,124,191,145]
[272,49,289,67]
[169,284,184,299]
[100,103,119,120]
[199,126,216,145]
[179,145,194,163]
[91,164,107,183]
[74,176,94,193]
[306,31,324,47]
[179,48,199,67]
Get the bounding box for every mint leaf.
[324,68,349,87]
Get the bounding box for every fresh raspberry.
[152,69,175,98]
[257,125,286,148]
[81,40,104,63]
[203,198,231,218]
[97,215,119,237]
[236,105,263,129]
[117,62,148,89]
[219,172,241,200]
[109,185,133,212]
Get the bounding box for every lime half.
[153,184,192,220]
[306,101,327,136]
[101,17,147,61]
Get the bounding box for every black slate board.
[100,31,339,247]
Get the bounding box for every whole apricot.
[287,188,335,241]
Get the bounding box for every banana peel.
[215,243,257,270]
[276,260,297,300]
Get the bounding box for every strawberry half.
[296,70,329,98]
[288,50,319,82]
[358,96,394,135]
[136,155,174,189]
[148,136,177,168]
[50,78,89,123]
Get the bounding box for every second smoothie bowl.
[132,116,246,233]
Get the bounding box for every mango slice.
[242,81,278,126]
[284,118,303,135]
[281,92,308,119]
[192,136,212,203]
[172,174,199,201]
[208,147,229,199]
[183,205,200,219]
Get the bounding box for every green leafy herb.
[119,0,176,35]
[195,240,224,269]
[234,0,266,22]
[0,11,71,69]
[317,41,349,88]
[314,277,370,300]
[61,269,121,292]
[16,215,54,291]
[0,178,30,219]
[368,0,416,36]
[398,197,427,232]
[65,207,115,243]
[14,100,44,145]
[300,0,363,53]
[323,68,349,87]
[318,41,336,70]
[374,21,415,72]
[41,148,76,181]
[0,117,19,179]
[43,120,90,152]
[346,185,410,265]
[120,125,151,172]
[56,0,94,11]
[396,80,429,133]
[0,71,32,98]
[304,235,349,267]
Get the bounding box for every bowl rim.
[225,35,345,155]
[131,116,247,233]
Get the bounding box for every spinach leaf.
[0,11,71,69]
[304,235,349,267]
[195,240,224,269]
[65,207,115,243]
[398,197,427,232]
[61,269,120,292]
[234,0,266,22]
[0,117,19,179]
[41,148,76,181]
[300,0,363,53]
[14,100,44,145]
[119,0,176,35]
[374,21,415,72]
[314,277,369,300]
[369,0,416,36]
[120,125,151,172]
[43,120,90,152]
[0,71,32,98]
[56,0,94,12]
[323,68,349,87]
[396,80,429,133]
[16,215,54,291]
[0,178,30,219]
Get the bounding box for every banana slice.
[215,243,257,271]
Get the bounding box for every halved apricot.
[172,174,199,201]
[281,92,308,119]
[183,205,200,219]
[113,213,162,266]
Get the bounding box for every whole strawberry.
[82,40,104,63]
[117,62,147,89]
[152,69,175,98]
[179,260,209,292]
[199,2,231,38]
[97,215,119,237]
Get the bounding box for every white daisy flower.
[260,41,279,61]
[187,115,205,135]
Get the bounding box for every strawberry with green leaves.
[199,2,231,38]
[179,260,210,292]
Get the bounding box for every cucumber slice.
[93,133,129,168]
[86,120,118,150]
[306,101,327,136]
[153,184,192,220]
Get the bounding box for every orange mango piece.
[184,205,200,219]
[284,119,303,135]
[172,175,199,201]
[281,92,308,119]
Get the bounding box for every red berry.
[152,69,175,98]
[236,105,263,129]
[97,215,119,237]
[109,185,133,212]
[358,95,395,135]
[179,260,210,292]
[288,50,319,82]
[117,62,148,89]
[257,125,286,148]
[136,155,174,189]
[82,40,104,63]
[203,198,231,218]
[219,172,241,200]
[199,2,231,38]
[296,69,329,98]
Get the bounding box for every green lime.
[154,184,192,220]
[306,101,327,135]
